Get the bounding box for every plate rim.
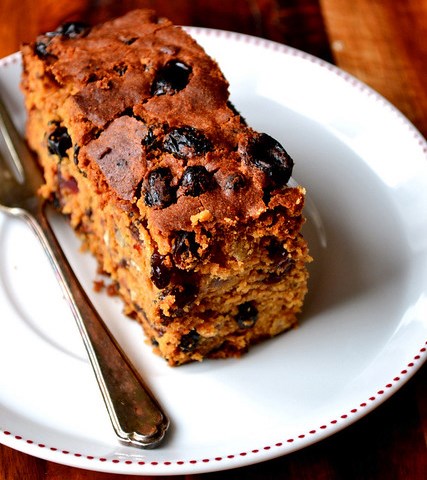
[0,26,426,475]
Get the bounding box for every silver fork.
[0,94,169,448]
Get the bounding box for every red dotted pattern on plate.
[0,29,426,469]
[1,342,426,467]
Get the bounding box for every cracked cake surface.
[21,9,311,365]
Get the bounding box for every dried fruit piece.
[150,253,172,289]
[267,238,294,274]
[47,125,72,158]
[180,166,215,197]
[144,168,176,208]
[47,22,91,39]
[235,301,258,329]
[161,281,199,317]
[179,330,200,352]
[151,60,192,96]
[34,42,50,58]
[73,145,80,165]
[163,126,212,159]
[36,22,90,60]
[143,128,157,148]
[172,231,199,268]
[224,172,247,192]
[246,133,294,187]
[173,282,199,309]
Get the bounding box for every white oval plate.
[0,28,426,476]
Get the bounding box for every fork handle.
[20,206,169,448]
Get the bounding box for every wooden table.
[0,0,426,478]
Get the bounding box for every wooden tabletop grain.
[0,0,426,479]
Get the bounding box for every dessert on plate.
[20,9,311,365]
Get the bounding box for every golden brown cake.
[20,9,311,365]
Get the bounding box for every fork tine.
[0,148,18,185]
[0,91,43,191]
[0,92,25,182]
[0,151,22,211]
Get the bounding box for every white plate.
[0,28,426,476]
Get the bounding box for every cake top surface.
[29,10,231,140]
[21,9,303,247]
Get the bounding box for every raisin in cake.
[20,9,311,365]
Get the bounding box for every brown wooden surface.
[0,0,426,478]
